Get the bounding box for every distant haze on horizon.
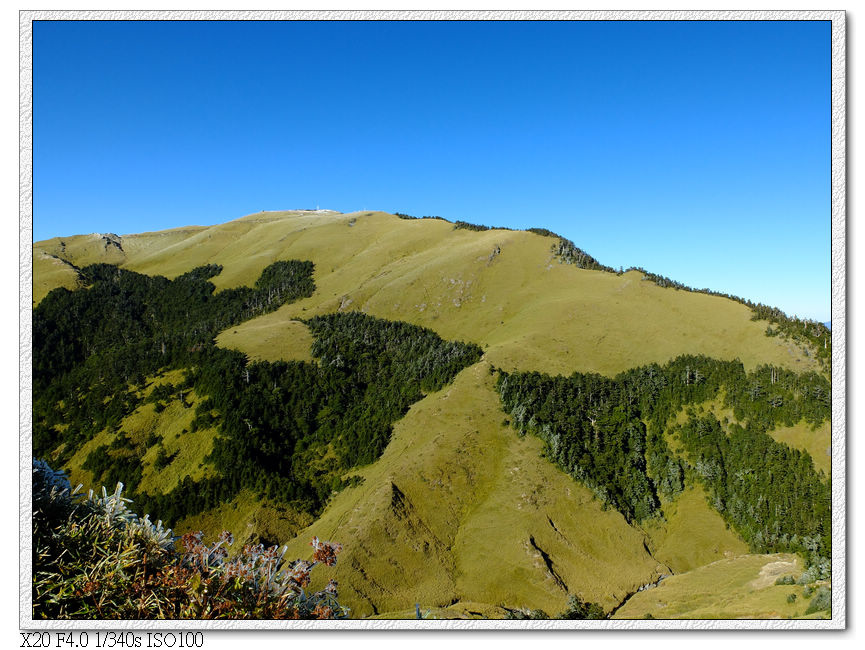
[32,20,831,322]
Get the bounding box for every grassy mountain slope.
[612,553,829,619]
[215,316,314,363]
[34,210,819,377]
[277,361,668,617]
[33,209,827,619]
[33,250,82,303]
[768,421,831,476]
[643,485,749,575]
[60,369,218,496]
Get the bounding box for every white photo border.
[19,8,847,631]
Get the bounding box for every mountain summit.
[32,209,831,619]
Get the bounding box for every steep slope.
[643,486,749,574]
[60,369,218,495]
[33,250,82,303]
[278,361,669,617]
[33,209,828,619]
[35,210,819,377]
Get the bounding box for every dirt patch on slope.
[749,558,798,589]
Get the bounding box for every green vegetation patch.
[33,259,316,469]
[551,236,617,273]
[34,260,482,530]
[279,362,667,618]
[672,414,829,567]
[140,312,483,524]
[496,355,830,571]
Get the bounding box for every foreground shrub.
[504,594,606,620]
[32,460,348,619]
[557,594,606,620]
[504,607,550,620]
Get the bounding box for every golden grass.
[175,489,314,552]
[35,210,820,377]
[215,316,314,363]
[278,361,667,617]
[767,420,831,477]
[611,553,827,620]
[643,485,749,575]
[64,428,115,493]
[32,250,81,305]
[33,210,829,619]
[60,370,218,496]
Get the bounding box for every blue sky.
[33,20,831,321]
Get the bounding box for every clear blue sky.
[33,20,831,321]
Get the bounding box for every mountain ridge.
[33,209,825,377]
[32,209,831,619]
